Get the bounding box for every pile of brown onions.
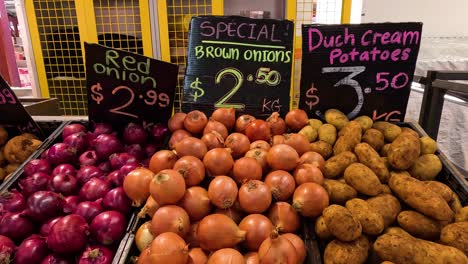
[129,109,330,264]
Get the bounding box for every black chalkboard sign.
[182,16,294,118]
[0,74,43,137]
[299,23,423,122]
[85,43,178,127]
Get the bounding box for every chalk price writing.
[305,83,320,110]
[17,121,40,134]
[0,88,17,105]
[375,72,410,91]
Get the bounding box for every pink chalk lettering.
[308,28,323,52]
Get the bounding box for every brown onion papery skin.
[244,252,260,264]
[207,248,245,264]
[150,169,186,206]
[197,214,246,251]
[186,222,200,248]
[266,144,299,171]
[298,151,325,172]
[284,133,310,156]
[232,157,262,184]
[267,112,287,136]
[151,205,190,238]
[203,148,234,176]
[123,167,153,207]
[268,202,301,233]
[201,132,225,150]
[135,221,154,252]
[187,248,208,264]
[211,108,236,131]
[173,156,206,187]
[136,247,151,264]
[225,133,251,159]
[175,137,207,160]
[282,233,307,264]
[149,232,189,264]
[258,232,298,264]
[285,109,308,131]
[138,196,159,218]
[271,135,285,145]
[169,129,192,150]
[239,214,274,251]
[239,180,272,214]
[235,115,256,133]
[168,113,187,132]
[208,176,238,209]
[179,186,212,221]
[184,110,208,134]
[203,120,228,139]
[214,207,245,224]
[293,163,324,186]
[264,170,296,201]
[149,150,178,174]
[250,140,271,151]
[245,148,269,174]
[292,182,329,218]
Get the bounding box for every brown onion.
[149,150,178,174]
[299,151,325,172]
[239,214,274,251]
[180,187,212,221]
[245,119,271,142]
[203,120,228,139]
[225,133,250,159]
[186,221,200,247]
[168,112,187,132]
[284,133,310,156]
[268,202,300,233]
[267,144,299,171]
[197,214,246,251]
[235,115,256,133]
[208,176,238,209]
[169,129,192,149]
[292,182,329,218]
[267,112,287,135]
[215,207,245,224]
[285,109,308,131]
[271,135,285,145]
[149,232,188,264]
[138,196,159,218]
[123,167,154,207]
[150,169,186,205]
[264,170,296,201]
[244,252,260,264]
[250,140,271,151]
[245,148,269,173]
[188,248,208,264]
[203,148,234,176]
[258,230,297,264]
[201,131,225,150]
[207,248,245,264]
[293,163,324,185]
[135,221,154,252]
[137,247,151,264]
[184,110,208,134]
[282,233,306,264]
[173,156,205,187]
[151,205,190,238]
[239,180,272,214]
[232,157,262,184]
[175,137,207,159]
[211,108,236,131]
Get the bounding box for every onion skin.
[244,252,260,264]
[197,214,246,251]
[0,235,15,263]
[26,191,64,222]
[186,222,200,248]
[149,232,188,264]
[184,110,208,134]
[258,231,298,264]
[207,248,245,264]
[203,120,228,139]
[79,178,111,201]
[264,170,296,201]
[267,144,299,171]
[90,211,127,245]
[299,151,325,172]
[169,129,192,150]
[0,189,26,212]
[244,148,269,174]
[211,108,236,131]
[284,133,310,156]
[232,157,262,184]
[173,156,205,187]
[225,133,250,159]
[149,150,178,174]
[293,163,324,186]
[180,187,212,221]
[136,247,151,264]
[47,214,89,254]
[208,176,238,209]
[138,196,159,218]
[24,159,51,176]
[250,140,271,151]
[168,113,187,132]
[15,235,48,264]
[282,233,306,264]
[0,211,34,241]
[238,180,272,214]
[188,248,208,264]
[203,148,234,176]
[123,167,153,207]
[239,214,274,251]
[135,221,154,252]
[215,207,245,224]
[201,132,224,150]
[293,182,329,218]
[151,205,190,238]
[235,115,256,133]
[267,112,287,136]
[285,109,308,131]
[271,135,286,145]
[78,245,113,264]
[268,202,301,233]
[175,137,208,159]
[150,169,186,206]
[245,119,271,142]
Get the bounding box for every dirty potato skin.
[344,163,382,196]
[455,206,468,222]
[440,222,468,255]
[308,119,323,131]
[346,198,385,236]
[334,121,362,155]
[318,124,337,145]
[325,109,349,130]
[323,205,362,242]
[419,136,437,154]
[354,143,390,183]
[324,151,357,179]
[324,236,369,264]
[380,144,391,157]
[387,133,421,170]
[409,154,442,181]
[309,141,333,159]
[367,194,401,228]
[4,135,42,164]
[372,122,402,142]
[315,215,333,240]
[423,181,453,203]
[354,116,373,132]
[397,210,441,240]
[362,128,385,152]
[323,179,358,205]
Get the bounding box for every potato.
[308,119,323,131]
[299,125,318,142]
[344,163,382,196]
[400,127,420,138]
[309,141,333,159]
[0,126,7,146]
[380,144,391,157]
[354,116,373,132]
[324,151,357,179]
[4,135,42,164]
[409,154,442,181]
[367,194,401,227]
[455,206,468,222]
[5,163,19,174]
[318,124,337,145]
[0,168,6,181]
[323,205,362,241]
[380,262,395,264]
[423,181,453,202]
[384,226,412,237]
[323,179,358,205]
[450,193,463,214]
[355,143,390,183]
[374,232,468,264]
[324,236,369,264]
[334,122,362,155]
[346,198,385,236]
[387,133,421,170]
[325,109,349,130]
[362,128,385,151]
[22,133,38,140]
[381,184,392,194]
[440,222,468,255]
[389,172,453,221]
[315,215,333,240]
[381,157,391,170]
[397,210,441,240]
[372,122,402,142]
[419,136,437,154]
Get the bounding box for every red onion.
[63,123,87,139]
[150,123,169,144]
[47,143,76,165]
[52,164,77,177]
[63,195,79,213]
[106,170,124,187]
[0,211,34,241]
[41,149,49,160]
[24,159,51,176]
[90,211,126,245]
[78,245,114,264]
[109,153,137,170]
[94,134,123,160]
[49,174,78,195]
[47,214,89,254]
[124,144,146,161]
[74,199,104,223]
[98,161,112,173]
[0,235,15,263]
[64,132,89,154]
[15,235,48,264]
[123,123,148,145]
[80,150,99,166]
[79,178,111,201]
[40,216,62,236]
[26,191,64,222]
[102,187,131,214]
[92,123,113,136]
[76,165,105,184]
[41,254,75,264]
[144,143,158,157]
[19,172,51,197]
[0,189,26,212]
[119,163,139,176]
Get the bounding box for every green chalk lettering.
[141,76,157,89]
[138,58,150,75]
[105,50,120,68]
[94,63,106,74]
[122,56,136,71]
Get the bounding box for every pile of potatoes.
[0,126,42,181]
[302,109,467,264]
